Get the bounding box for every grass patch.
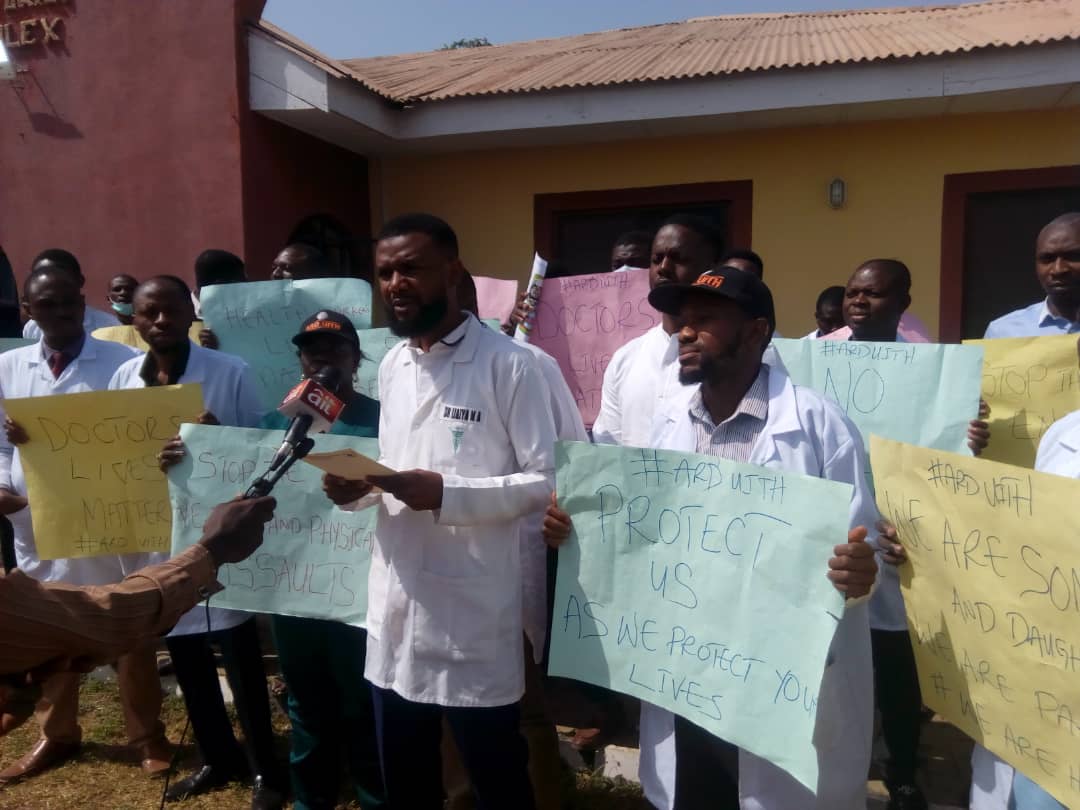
[0,675,257,810]
[570,772,651,809]
[0,677,649,809]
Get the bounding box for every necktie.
[47,351,70,379]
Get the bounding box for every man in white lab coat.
[21,249,118,340]
[322,214,560,810]
[0,264,169,784]
[441,271,588,810]
[592,213,723,450]
[544,267,880,810]
[591,213,726,790]
[109,276,284,809]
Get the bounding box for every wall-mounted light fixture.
[828,177,846,209]
[0,41,14,81]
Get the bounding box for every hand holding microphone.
[246,366,346,498]
[199,495,278,564]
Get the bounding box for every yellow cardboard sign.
[5,385,204,559]
[964,334,1080,468]
[872,435,1080,805]
[92,324,203,352]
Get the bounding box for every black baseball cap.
[292,310,360,349]
[648,266,776,333]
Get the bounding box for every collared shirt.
[687,366,769,463]
[0,336,141,585]
[410,315,470,404]
[984,298,1080,338]
[137,339,192,386]
[640,358,880,810]
[110,342,263,636]
[40,331,87,366]
[110,342,262,432]
[346,314,558,707]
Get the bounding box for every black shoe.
[886,782,929,810]
[251,775,286,810]
[165,764,246,801]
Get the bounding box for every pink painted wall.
[0,0,371,309]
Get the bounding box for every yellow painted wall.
[375,108,1080,337]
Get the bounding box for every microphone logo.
[305,388,337,417]
[244,359,345,498]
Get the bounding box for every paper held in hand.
[303,448,395,480]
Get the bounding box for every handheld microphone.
[268,366,345,473]
[244,366,345,498]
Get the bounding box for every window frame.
[939,165,1080,343]
[533,180,753,268]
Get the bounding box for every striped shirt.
[688,366,770,463]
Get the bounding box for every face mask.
[109,299,134,316]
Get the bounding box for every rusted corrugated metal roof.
[328,0,1080,103]
[253,19,383,91]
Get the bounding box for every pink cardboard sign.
[473,276,519,323]
[531,268,659,427]
[819,313,931,343]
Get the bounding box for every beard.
[679,362,704,385]
[387,297,449,338]
[677,337,744,386]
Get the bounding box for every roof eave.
[250,31,1080,156]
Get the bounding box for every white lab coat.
[590,320,693,805]
[512,337,588,661]
[109,342,264,636]
[344,314,559,707]
[982,413,1080,809]
[862,334,914,633]
[23,305,118,340]
[0,336,141,584]
[641,361,877,810]
[783,332,909,631]
[593,323,686,448]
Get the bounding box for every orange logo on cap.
[305,320,342,332]
[694,275,725,289]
